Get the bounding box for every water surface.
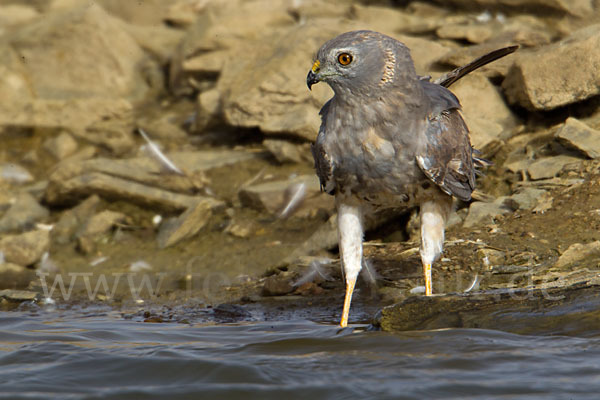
[1,307,599,399]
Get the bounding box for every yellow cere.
[311,60,320,72]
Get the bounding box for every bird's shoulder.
[416,81,477,201]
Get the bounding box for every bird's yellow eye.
[337,53,353,66]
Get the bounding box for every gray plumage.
[306,30,469,327]
[309,30,477,209]
[306,30,516,327]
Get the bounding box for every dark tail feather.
[434,45,519,88]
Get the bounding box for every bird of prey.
[306,30,516,327]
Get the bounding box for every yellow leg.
[423,262,432,296]
[340,277,357,327]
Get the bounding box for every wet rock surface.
[1,0,600,331]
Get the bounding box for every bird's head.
[307,30,418,95]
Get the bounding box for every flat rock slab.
[44,150,255,211]
[527,155,582,180]
[556,118,600,159]
[46,171,221,212]
[375,282,600,336]
[503,24,600,110]
[0,289,39,302]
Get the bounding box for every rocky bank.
[1,0,600,332]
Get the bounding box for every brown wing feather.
[312,100,336,195]
[417,109,476,202]
[311,142,335,195]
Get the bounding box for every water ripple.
[1,310,600,399]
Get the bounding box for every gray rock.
[0,229,50,266]
[503,24,600,110]
[555,241,600,269]
[0,164,33,184]
[262,274,294,296]
[375,284,600,335]
[555,117,600,159]
[508,188,547,210]
[157,200,212,248]
[527,155,582,180]
[463,199,511,228]
[43,132,78,159]
[0,192,49,233]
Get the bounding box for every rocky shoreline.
[1,0,600,332]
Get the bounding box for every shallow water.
[1,307,600,400]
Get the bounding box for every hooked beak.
[306,70,319,91]
[307,59,321,90]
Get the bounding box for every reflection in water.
[1,308,600,400]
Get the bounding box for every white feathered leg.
[419,196,452,296]
[337,201,363,327]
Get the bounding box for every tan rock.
[263,139,306,164]
[94,0,172,26]
[43,132,78,159]
[451,74,518,147]
[463,198,511,228]
[503,25,600,110]
[78,210,126,238]
[527,155,582,180]
[0,229,50,266]
[437,28,548,79]
[436,23,494,44]
[435,0,594,17]
[0,262,34,290]
[239,174,333,217]
[555,241,600,269]
[45,172,221,212]
[348,4,442,36]
[0,192,49,233]
[555,118,600,159]
[0,5,39,31]
[218,22,341,140]
[157,200,212,248]
[0,98,135,155]
[8,3,149,100]
[169,0,296,93]
[54,195,102,244]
